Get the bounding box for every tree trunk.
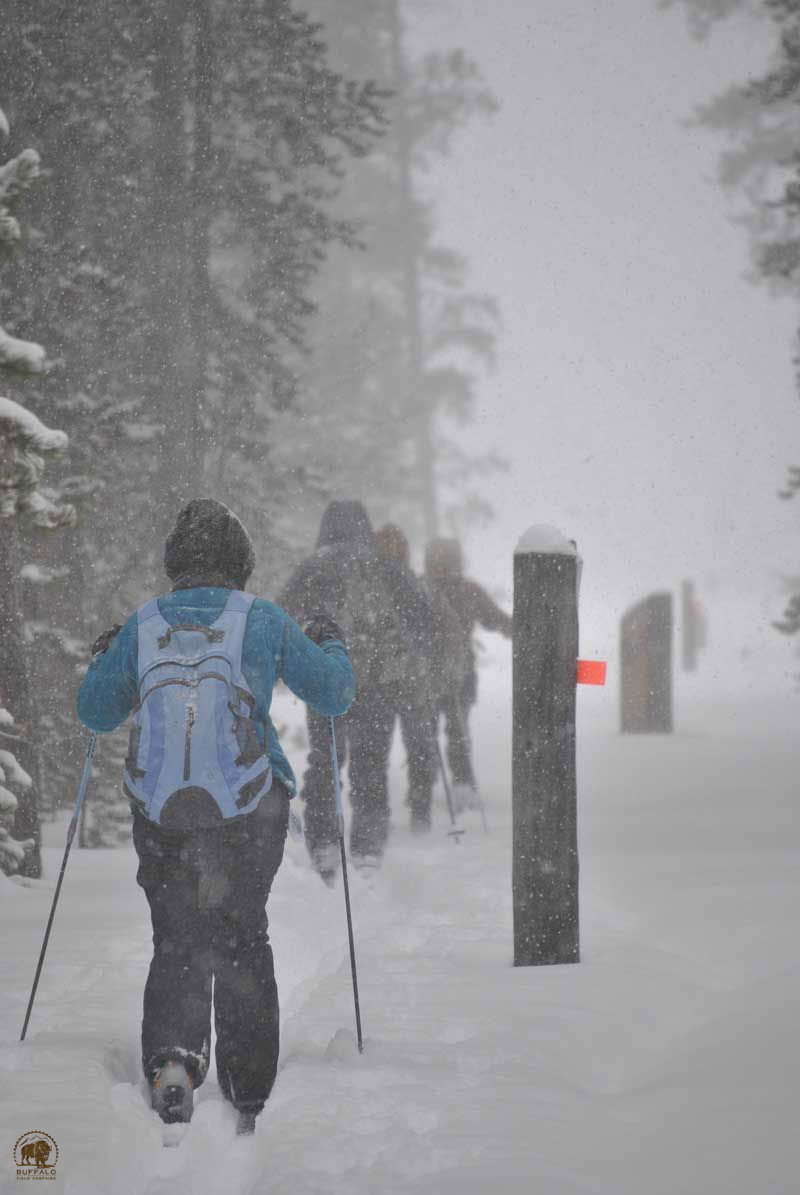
[150,0,193,520]
[189,0,213,485]
[388,0,438,542]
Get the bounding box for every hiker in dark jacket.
[280,501,425,873]
[77,499,354,1136]
[424,537,511,805]
[374,524,446,832]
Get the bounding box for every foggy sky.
[410,1,799,692]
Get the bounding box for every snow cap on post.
[515,524,581,596]
[515,524,577,556]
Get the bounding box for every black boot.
[236,1106,260,1136]
[150,1061,194,1124]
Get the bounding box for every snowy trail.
[2,679,798,1194]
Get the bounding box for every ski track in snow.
[1,672,798,1194]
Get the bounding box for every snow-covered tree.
[0,2,387,843]
[0,397,72,526]
[0,134,44,378]
[0,108,74,876]
[0,705,33,875]
[1,0,384,568]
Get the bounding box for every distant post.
[512,526,579,967]
[681,581,707,672]
[620,592,672,733]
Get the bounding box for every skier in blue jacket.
[77,499,354,1136]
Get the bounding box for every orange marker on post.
[576,659,607,686]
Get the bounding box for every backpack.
[123,590,272,829]
[338,556,396,688]
[319,550,413,690]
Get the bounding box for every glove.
[91,623,122,658]
[303,614,346,648]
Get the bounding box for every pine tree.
[1,2,387,843]
[0,105,75,874]
[291,0,500,564]
[669,0,800,636]
[0,703,33,875]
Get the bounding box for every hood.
[424,537,463,581]
[375,523,410,568]
[316,500,375,550]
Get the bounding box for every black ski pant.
[395,685,437,823]
[435,668,478,788]
[302,690,394,862]
[132,782,289,1113]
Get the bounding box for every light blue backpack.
[123,590,272,828]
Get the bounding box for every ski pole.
[434,735,464,842]
[20,732,97,1042]
[454,701,489,835]
[328,717,363,1054]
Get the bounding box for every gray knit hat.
[164,499,255,590]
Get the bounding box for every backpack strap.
[223,590,256,617]
[138,598,163,625]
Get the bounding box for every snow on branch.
[0,706,33,874]
[0,396,76,528]
[0,397,67,454]
[0,147,41,253]
[0,147,41,211]
[0,132,46,373]
[0,326,46,374]
[0,749,32,790]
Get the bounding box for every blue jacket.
[76,587,355,797]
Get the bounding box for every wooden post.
[512,529,579,967]
[620,592,673,733]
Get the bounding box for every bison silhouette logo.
[21,1140,50,1167]
[14,1130,58,1176]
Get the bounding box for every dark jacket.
[280,501,435,692]
[426,575,512,690]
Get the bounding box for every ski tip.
[162,1122,189,1148]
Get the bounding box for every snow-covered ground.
[1,652,798,1194]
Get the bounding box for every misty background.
[1,5,799,1189]
[1,0,798,861]
[417,0,799,698]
